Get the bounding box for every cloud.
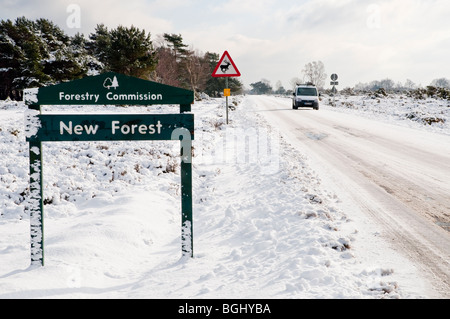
[1,0,448,87]
[212,0,277,14]
[0,0,176,36]
[183,0,450,88]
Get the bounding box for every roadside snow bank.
[322,93,449,135]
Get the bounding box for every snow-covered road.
[250,95,450,298]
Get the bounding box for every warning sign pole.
[212,51,241,125]
[226,77,229,124]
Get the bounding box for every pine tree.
[163,33,188,61]
[0,17,95,99]
[203,52,222,97]
[0,19,23,99]
[3,17,50,98]
[87,24,110,65]
[36,19,86,82]
[89,25,157,79]
[71,32,102,75]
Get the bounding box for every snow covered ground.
[322,93,449,136]
[0,93,448,299]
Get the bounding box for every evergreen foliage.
[249,80,272,95]
[0,17,243,100]
[163,33,189,61]
[0,17,91,99]
[89,25,157,79]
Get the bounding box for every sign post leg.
[180,138,193,258]
[225,78,229,124]
[28,141,44,266]
[180,104,191,113]
[173,128,193,258]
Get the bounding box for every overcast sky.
[1,0,449,89]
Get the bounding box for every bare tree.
[275,80,282,91]
[274,80,286,94]
[301,61,326,88]
[431,78,450,88]
[184,49,210,95]
[404,79,417,90]
[290,77,302,90]
[151,47,181,87]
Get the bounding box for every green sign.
[28,114,194,142]
[25,73,195,267]
[33,72,194,106]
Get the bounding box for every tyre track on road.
[252,96,450,298]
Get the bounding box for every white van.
[292,84,319,110]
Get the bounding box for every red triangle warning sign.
[212,51,241,77]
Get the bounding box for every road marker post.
[330,74,339,106]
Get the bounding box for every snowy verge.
[322,93,449,135]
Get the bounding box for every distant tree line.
[0,17,242,100]
[351,77,450,100]
[249,60,327,95]
[249,64,449,100]
[354,77,450,92]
